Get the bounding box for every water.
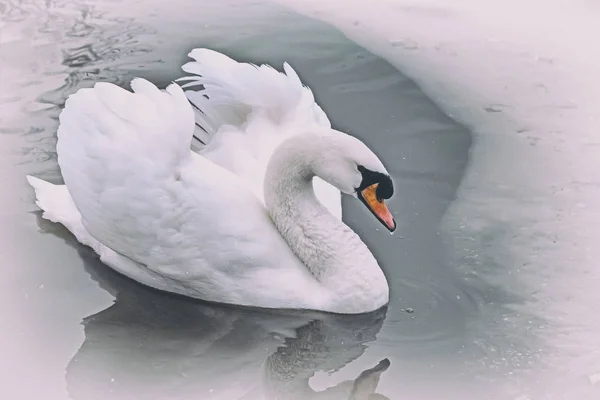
[1,0,598,399]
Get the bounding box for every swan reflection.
[66,247,391,400]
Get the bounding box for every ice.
[277,0,600,398]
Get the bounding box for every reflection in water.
[265,346,391,400]
[65,244,391,400]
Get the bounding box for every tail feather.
[26,175,159,285]
[25,175,100,250]
[26,176,74,224]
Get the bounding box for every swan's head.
[313,131,396,232]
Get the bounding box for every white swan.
[27,49,396,314]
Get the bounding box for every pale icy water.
[1,1,598,399]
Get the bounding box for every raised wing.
[179,48,331,146]
[178,49,341,218]
[55,79,289,285]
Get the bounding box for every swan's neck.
[264,135,389,311]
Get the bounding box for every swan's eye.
[357,165,394,200]
[375,178,393,200]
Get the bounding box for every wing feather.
[178,48,341,218]
[55,78,288,286]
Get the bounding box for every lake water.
[1,0,598,399]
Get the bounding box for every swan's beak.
[358,183,396,232]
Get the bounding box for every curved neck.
[264,135,388,311]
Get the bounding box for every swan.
[27,48,396,314]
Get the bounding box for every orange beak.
[358,183,396,232]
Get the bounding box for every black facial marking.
[357,165,394,200]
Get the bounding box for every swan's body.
[28,49,395,314]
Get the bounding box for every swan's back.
[55,78,328,308]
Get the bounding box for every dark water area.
[0,1,554,399]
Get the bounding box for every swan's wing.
[178,48,341,219]
[56,79,290,284]
[179,48,330,141]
